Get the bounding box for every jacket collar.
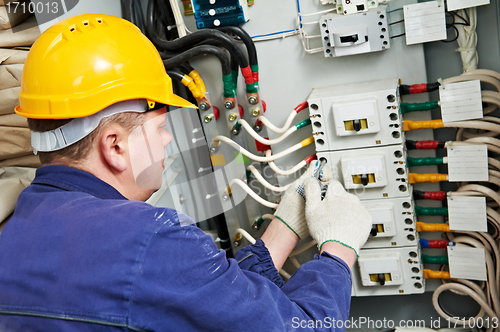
[32,165,127,200]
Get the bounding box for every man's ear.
[99,126,128,172]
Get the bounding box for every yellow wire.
[403,120,444,131]
[188,70,207,93]
[424,269,456,280]
[417,221,454,232]
[408,173,448,183]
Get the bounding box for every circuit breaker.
[308,78,403,151]
[319,7,390,57]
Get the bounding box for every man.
[0,14,372,331]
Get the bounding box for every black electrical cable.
[145,0,249,71]
[441,25,459,43]
[132,0,146,34]
[217,26,258,67]
[121,0,132,22]
[178,63,194,76]
[413,190,426,200]
[166,70,186,82]
[162,45,231,76]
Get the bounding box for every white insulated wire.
[229,179,278,209]
[258,111,297,134]
[247,165,289,192]
[213,136,309,162]
[266,150,308,176]
[238,119,298,145]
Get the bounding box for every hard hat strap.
[31,99,149,154]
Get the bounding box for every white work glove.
[274,160,332,240]
[303,177,372,257]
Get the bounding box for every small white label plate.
[448,246,487,281]
[447,0,489,11]
[447,144,488,182]
[439,80,483,123]
[448,196,487,232]
[403,2,446,45]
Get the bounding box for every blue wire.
[247,0,301,39]
[250,29,299,39]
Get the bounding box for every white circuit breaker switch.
[341,153,388,189]
[332,98,380,136]
[358,252,404,286]
[364,202,397,238]
[339,0,380,15]
[403,1,446,45]
[320,7,390,57]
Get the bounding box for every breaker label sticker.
[439,80,483,123]
[448,246,487,281]
[403,1,446,45]
[446,144,488,182]
[447,196,487,232]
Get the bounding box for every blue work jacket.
[0,165,352,331]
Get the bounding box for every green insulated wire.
[407,157,444,167]
[255,216,265,227]
[222,74,236,98]
[295,118,311,130]
[421,254,449,265]
[246,82,259,94]
[415,206,448,216]
[400,101,440,114]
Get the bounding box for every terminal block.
[192,0,249,28]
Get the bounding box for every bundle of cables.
[122,0,261,110]
[402,70,500,326]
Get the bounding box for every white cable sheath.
[266,150,308,176]
[229,179,278,209]
[247,165,289,192]
[238,119,298,145]
[257,111,297,134]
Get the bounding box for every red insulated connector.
[416,140,440,149]
[304,154,317,164]
[255,139,271,152]
[252,72,259,83]
[237,104,244,118]
[409,83,427,94]
[213,106,219,120]
[294,101,308,113]
[428,240,450,248]
[241,66,254,84]
[261,100,266,113]
[424,191,446,200]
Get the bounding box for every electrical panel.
[319,7,390,57]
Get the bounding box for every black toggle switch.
[370,225,378,236]
[378,273,385,286]
[361,174,369,186]
[353,119,361,131]
[340,35,359,43]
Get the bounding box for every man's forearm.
[261,218,300,271]
[321,241,357,269]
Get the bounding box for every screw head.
[252,108,260,117]
[210,147,217,153]
[232,129,238,135]
[204,114,213,123]
[199,102,209,111]
[222,195,229,201]
[248,96,258,105]
[234,240,241,247]
[224,100,235,109]
[254,125,261,132]
[179,195,186,204]
[228,113,237,122]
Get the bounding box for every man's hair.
[27,112,148,165]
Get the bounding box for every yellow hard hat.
[15,13,195,119]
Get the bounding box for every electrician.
[0,14,372,331]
